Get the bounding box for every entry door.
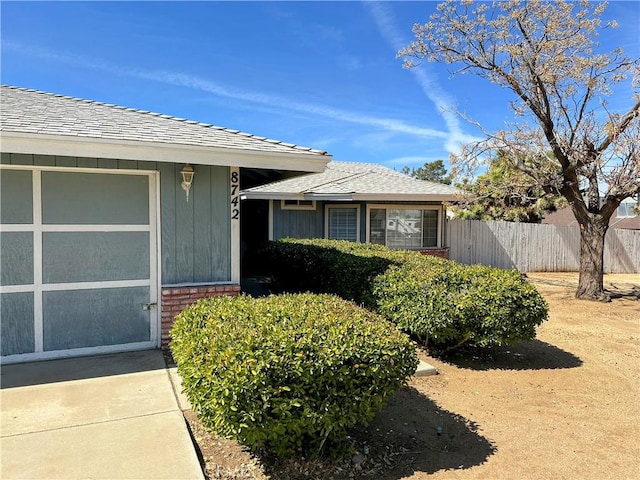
[0,167,158,363]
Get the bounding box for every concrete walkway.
[1,350,203,480]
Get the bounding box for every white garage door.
[0,167,158,364]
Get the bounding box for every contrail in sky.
[4,41,450,141]
[365,2,481,154]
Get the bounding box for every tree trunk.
[576,219,610,301]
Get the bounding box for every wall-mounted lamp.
[180,164,195,201]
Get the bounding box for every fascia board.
[241,192,305,201]
[241,192,355,202]
[0,131,330,172]
[304,194,354,201]
[352,193,463,202]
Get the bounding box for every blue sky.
[2,1,639,173]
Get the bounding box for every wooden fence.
[447,219,639,274]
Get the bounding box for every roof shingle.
[243,161,462,201]
[0,85,328,157]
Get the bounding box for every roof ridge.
[329,160,415,179]
[327,161,460,190]
[1,84,327,155]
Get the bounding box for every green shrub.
[265,238,417,307]
[265,238,548,351]
[170,293,418,457]
[373,260,549,350]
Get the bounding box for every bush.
[170,293,418,457]
[373,261,549,350]
[265,238,417,307]
[265,238,548,352]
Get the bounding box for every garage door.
[0,167,158,364]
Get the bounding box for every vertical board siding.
[272,201,324,240]
[3,153,231,284]
[447,219,639,273]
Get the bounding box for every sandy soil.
[183,272,640,480]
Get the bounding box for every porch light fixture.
[180,164,194,201]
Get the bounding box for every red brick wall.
[418,247,450,259]
[161,284,241,348]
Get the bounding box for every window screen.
[328,207,358,242]
[422,210,438,247]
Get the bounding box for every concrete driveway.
[0,350,203,480]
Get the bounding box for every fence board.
[447,219,639,274]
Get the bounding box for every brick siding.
[161,283,241,348]
[418,247,450,259]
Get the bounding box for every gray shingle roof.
[243,161,462,201]
[0,85,328,157]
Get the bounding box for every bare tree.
[400,0,639,300]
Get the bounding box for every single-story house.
[0,85,331,364]
[240,161,462,265]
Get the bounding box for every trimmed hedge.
[170,293,418,457]
[266,239,548,351]
[265,239,421,307]
[373,261,548,349]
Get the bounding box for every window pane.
[422,210,438,247]
[369,209,386,245]
[328,208,357,242]
[617,203,634,218]
[386,209,422,248]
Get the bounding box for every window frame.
[324,204,361,242]
[280,199,317,211]
[616,201,637,218]
[365,204,443,249]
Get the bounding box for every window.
[368,206,440,248]
[281,199,316,211]
[325,205,360,242]
[616,201,637,218]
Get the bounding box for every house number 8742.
[230,169,240,220]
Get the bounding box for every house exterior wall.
[1,153,238,359]
[270,199,446,251]
[161,284,241,348]
[1,153,232,285]
[271,199,325,240]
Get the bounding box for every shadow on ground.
[263,386,496,480]
[527,274,640,301]
[439,340,583,371]
[0,350,165,389]
[607,283,640,300]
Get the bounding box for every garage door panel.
[1,169,32,224]
[42,232,150,284]
[41,172,149,225]
[0,292,35,356]
[0,233,33,286]
[43,287,151,351]
[2,167,157,363]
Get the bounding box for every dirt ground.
[183,272,640,480]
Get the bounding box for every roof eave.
[241,191,463,203]
[241,192,354,201]
[352,193,463,203]
[0,131,330,172]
